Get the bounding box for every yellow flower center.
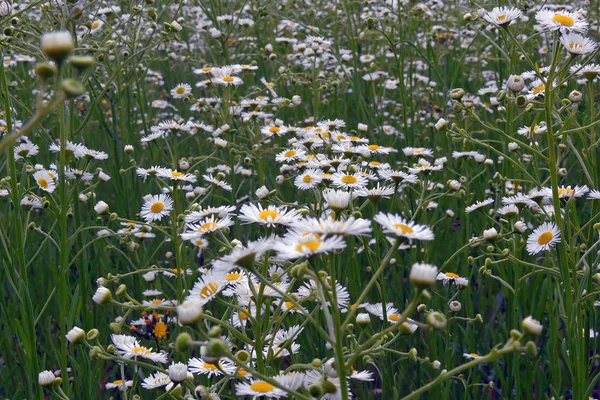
[553,14,574,26]
[223,76,234,82]
[533,85,545,95]
[200,282,219,298]
[238,369,248,376]
[498,15,507,21]
[258,209,279,221]
[303,175,313,183]
[91,21,101,29]
[284,150,296,157]
[393,223,413,234]
[368,144,380,151]
[203,362,218,370]
[250,382,274,393]
[37,178,49,189]
[131,346,151,355]
[537,231,553,245]
[388,314,400,321]
[113,379,123,385]
[296,240,321,252]
[175,87,186,94]
[199,222,218,231]
[226,272,241,281]
[202,67,212,72]
[150,202,164,213]
[151,299,162,305]
[470,353,480,357]
[341,175,357,184]
[171,171,184,177]
[269,126,280,133]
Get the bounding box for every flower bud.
[66,326,85,344]
[41,31,74,62]
[522,316,543,336]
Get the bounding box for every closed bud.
[41,31,74,62]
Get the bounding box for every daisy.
[33,170,56,193]
[465,198,494,213]
[111,334,168,363]
[14,142,39,160]
[463,353,483,360]
[212,237,274,271]
[556,185,589,199]
[170,83,192,99]
[211,66,243,86]
[141,372,172,389]
[294,169,323,190]
[483,6,523,27]
[140,194,173,222]
[181,215,234,238]
[571,63,600,81]
[322,188,352,212]
[292,216,372,237]
[278,233,347,259]
[239,203,300,227]
[105,379,133,391]
[535,9,588,33]
[560,32,597,55]
[378,169,418,185]
[374,213,434,241]
[275,148,306,163]
[407,158,443,174]
[235,380,287,398]
[354,184,395,202]
[186,270,228,306]
[402,147,434,157]
[436,272,469,287]
[188,358,237,377]
[526,222,561,254]
[331,171,369,190]
[156,168,197,183]
[203,173,232,192]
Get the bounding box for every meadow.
[1,0,600,398]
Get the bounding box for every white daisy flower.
[170,83,192,98]
[482,6,523,27]
[188,358,237,377]
[374,213,434,241]
[33,170,56,193]
[535,9,588,33]
[526,222,561,254]
[111,334,168,363]
[140,194,173,222]
[239,203,300,227]
[560,32,597,55]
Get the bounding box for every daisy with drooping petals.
[140,194,173,222]
[374,213,434,241]
[526,222,561,255]
[465,198,494,213]
[483,6,523,27]
[560,32,597,55]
